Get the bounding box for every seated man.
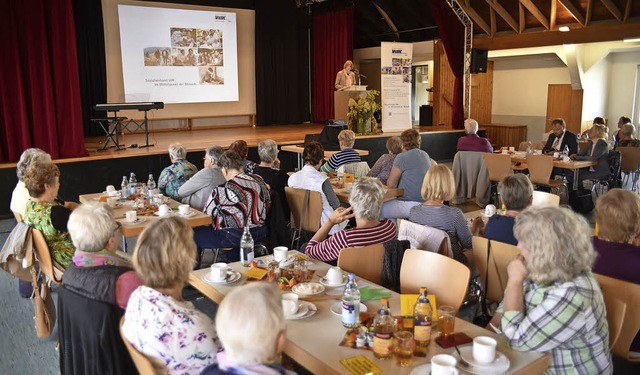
[483,174,533,245]
[178,145,226,211]
[305,177,397,263]
[158,143,198,200]
[320,129,361,173]
[457,119,493,153]
[542,118,578,155]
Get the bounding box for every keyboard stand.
[91,117,127,151]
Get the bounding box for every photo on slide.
[170,27,196,47]
[144,47,172,66]
[197,29,223,49]
[199,66,224,85]
[197,48,224,66]
[172,48,198,66]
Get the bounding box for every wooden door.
[546,84,583,134]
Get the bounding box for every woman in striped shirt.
[305,177,397,263]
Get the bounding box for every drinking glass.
[393,331,414,367]
[437,305,456,339]
[267,261,280,282]
[294,259,307,283]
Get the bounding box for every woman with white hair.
[614,123,640,148]
[200,283,294,375]
[305,177,397,262]
[123,217,220,374]
[456,118,493,153]
[484,174,533,245]
[10,148,51,218]
[178,145,226,211]
[253,139,290,217]
[491,207,612,374]
[158,143,198,200]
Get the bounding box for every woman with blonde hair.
[122,217,220,374]
[568,124,610,190]
[408,164,479,264]
[335,60,356,90]
[368,136,402,184]
[320,129,361,173]
[491,207,612,374]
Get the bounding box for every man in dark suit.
[543,118,579,155]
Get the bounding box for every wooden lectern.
[334,85,367,121]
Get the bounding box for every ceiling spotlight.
[559,26,570,32]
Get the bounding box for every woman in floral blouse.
[23,162,76,268]
[123,217,220,374]
[158,143,198,200]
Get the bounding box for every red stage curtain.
[430,0,465,129]
[0,0,87,163]
[312,7,354,123]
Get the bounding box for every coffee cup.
[562,155,571,163]
[178,204,190,216]
[553,151,560,158]
[107,197,118,208]
[534,149,542,155]
[106,185,116,194]
[508,146,515,152]
[485,204,497,217]
[431,354,459,375]
[273,247,288,262]
[125,210,137,223]
[153,194,165,205]
[281,293,299,316]
[325,266,344,285]
[158,204,171,216]
[473,336,497,364]
[210,262,228,282]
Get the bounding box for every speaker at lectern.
[333,85,367,121]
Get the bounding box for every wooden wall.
[433,40,493,127]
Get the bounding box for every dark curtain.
[255,0,310,126]
[73,0,107,137]
[312,7,354,123]
[0,0,87,162]
[430,0,464,129]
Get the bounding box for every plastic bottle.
[341,273,360,328]
[563,145,570,157]
[372,297,396,359]
[121,176,130,199]
[129,173,138,195]
[239,226,254,267]
[147,174,156,194]
[413,287,432,356]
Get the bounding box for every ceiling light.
[558,26,570,32]
[623,37,640,43]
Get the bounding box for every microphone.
[358,73,367,78]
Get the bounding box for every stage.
[0,123,466,217]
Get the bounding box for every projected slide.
[118,5,238,103]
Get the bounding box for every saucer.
[319,276,347,288]
[284,303,310,320]
[121,217,146,225]
[287,301,317,320]
[408,363,431,375]
[330,302,367,316]
[291,282,325,297]
[454,345,510,374]
[154,211,173,217]
[203,271,241,285]
[178,211,196,218]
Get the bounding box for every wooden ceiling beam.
[600,0,622,22]
[460,1,492,35]
[519,0,550,30]
[558,0,586,26]
[519,3,525,33]
[485,0,519,33]
[624,0,632,22]
[585,0,593,26]
[490,6,497,37]
[550,0,557,30]
[474,21,640,50]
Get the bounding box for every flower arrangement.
[347,90,381,135]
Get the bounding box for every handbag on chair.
[31,265,56,338]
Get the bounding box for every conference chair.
[400,249,470,311]
[285,187,322,250]
[589,150,621,196]
[397,218,451,257]
[531,190,560,207]
[119,318,161,374]
[618,146,640,191]
[526,154,565,194]
[593,273,640,361]
[471,237,520,304]
[451,151,491,207]
[32,228,63,284]
[484,153,512,205]
[339,161,371,179]
[337,244,385,285]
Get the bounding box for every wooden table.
[282,145,369,170]
[334,186,404,204]
[510,153,596,190]
[189,252,549,374]
[79,193,212,238]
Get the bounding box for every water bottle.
[129,173,138,195]
[239,226,254,267]
[147,174,156,195]
[563,145,570,157]
[372,297,396,359]
[413,287,432,356]
[121,176,130,199]
[341,273,361,328]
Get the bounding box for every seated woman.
[484,174,533,245]
[228,140,256,175]
[491,207,612,374]
[178,145,226,211]
[23,162,75,268]
[320,130,361,173]
[158,143,198,200]
[253,139,290,217]
[568,124,610,190]
[305,177,397,263]
[288,141,346,235]
[10,148,51,219]
[367,136,402,185]
[59,203,142,374]
[201,283,295,375]
[614,123,640,148]
[123,217,220,374]
[382,129,432,224]
[409,165,479,265]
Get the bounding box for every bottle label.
[373,334,393,356]
[414,322,432,342]
[247,250,254,263]
[341,302,356,325]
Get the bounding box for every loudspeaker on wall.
[471,48,488,73]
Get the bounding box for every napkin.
[243,267,267,280]
[358,286,390,301]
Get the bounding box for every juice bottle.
[413,287,432,356]
[373,298,396,359]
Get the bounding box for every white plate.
[319,276,347,288]
[291,282,325,297]
[178,211,196,218]
[154,211,174,217]
[454,346,510,374]
[286,301,317,320]
[121,217,147,225]
[203,271,242,285]
[408,363,431,375]
[330,302,367,316]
